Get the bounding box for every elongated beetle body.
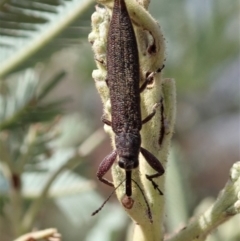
[93,0,165,216]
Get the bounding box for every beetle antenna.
[91,179,125,216]
[131,179,153,223]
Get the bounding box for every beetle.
[92,0,165,216]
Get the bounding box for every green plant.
[0,0,239,240]
[89,0,240,241]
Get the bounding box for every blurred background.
[0,0,239,240]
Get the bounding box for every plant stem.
[89,1,176,240]
[166,162,240,241]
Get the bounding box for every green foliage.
[0,1,111,240]
[0,69,126,239]
[0,0,94,77]
[0,69,67,131]
[0,0,239,240]
[150,0,239,92]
